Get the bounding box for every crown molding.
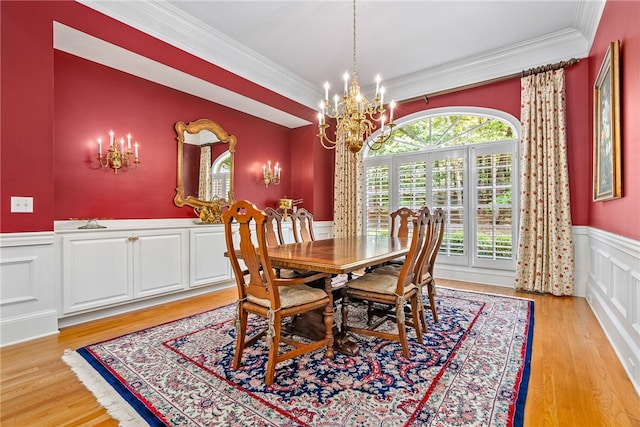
[573,0,606,47]
[76,0,603,119]
[77,0,320,110]
[386,28,590,103]
[54,23,310,128]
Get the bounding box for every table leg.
[323,275,335,359]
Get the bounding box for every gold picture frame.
[593,40,622,201]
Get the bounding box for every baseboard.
[0,309,59,346]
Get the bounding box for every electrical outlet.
[10,196,33,213]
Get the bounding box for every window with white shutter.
[363,107,519,271]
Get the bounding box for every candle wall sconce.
[263,160,281,186]
[97,130,140,174]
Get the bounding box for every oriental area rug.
[63,287,533,426]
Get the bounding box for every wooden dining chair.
[419,208,445,323]
[290,208,315,242]
[263,207,286,247]
[222,200,334,386]
[341,208,429,358]
[373,208,444,326]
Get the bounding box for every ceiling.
[69,0,605,127]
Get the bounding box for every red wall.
[54,51,297,220]
[2,0,638,240]
[588,0,640,240]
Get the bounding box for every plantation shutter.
[472,145,517,269]
[364,162,390,236]
[431,150,467,265]
[396,158,427,210]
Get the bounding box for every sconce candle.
[263,160,281,187]
[97,130,140,174]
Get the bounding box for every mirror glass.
[174,119,236,223]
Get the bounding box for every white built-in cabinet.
[59,228,189,314]
[189,227,232,288]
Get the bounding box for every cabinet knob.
[128,236,139,242]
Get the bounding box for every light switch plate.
[10,196,33,213]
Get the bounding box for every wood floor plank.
[1,282,638,426]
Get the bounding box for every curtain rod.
[401,57,581,105]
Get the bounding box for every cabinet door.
[62,232,132,314]
[190,228,232,288]
[134,230,188,298]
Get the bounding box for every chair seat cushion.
[346,273,416,295]
[372,264,402,276]
[248,284,328,309]
[373,265,433,285]
[279,269,299,279]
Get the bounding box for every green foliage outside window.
[370,115,514,156]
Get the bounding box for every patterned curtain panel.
[333,143,363,238]
[198,145,212,201]
[515,69,575,295]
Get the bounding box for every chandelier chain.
[352,0,357,77]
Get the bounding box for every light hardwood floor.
[1,280,639,426]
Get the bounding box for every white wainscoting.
[0,232,58,346]
[436,226,590,297]
[1,221,637,397]
[585,228,640,395]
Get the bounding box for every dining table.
[267,235,411,356]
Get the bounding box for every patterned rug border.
[63,286,534,427]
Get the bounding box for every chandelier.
[317,0,395,154]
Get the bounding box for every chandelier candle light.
[263,160,280,186]
[317,0,396,153]
[97,130,140,174]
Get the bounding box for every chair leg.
[367,301,375,325]
[264,313,282,386]
[232,308,248,370]
[410,295,423,344]
[418,287,428,332]
[428,283,439,323]
[397,315,410,359]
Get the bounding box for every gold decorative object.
[263,160,281,186]
[317,0,395,153]
[277,197,303,220]
[194,202,223,225]
[97,130,140,174]
[174,119,236,224]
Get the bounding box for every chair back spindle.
[263,207,285,247]
[291,208,315,242]
[390,207,417,238]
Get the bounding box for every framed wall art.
[593,40,622,201]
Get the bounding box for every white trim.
[585,228,640,395]
[53,22,310,129]
[76,1,604,110]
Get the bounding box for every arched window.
[363,107,520,271]
[211,151,231,200]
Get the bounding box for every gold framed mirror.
[174,119,236,223]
